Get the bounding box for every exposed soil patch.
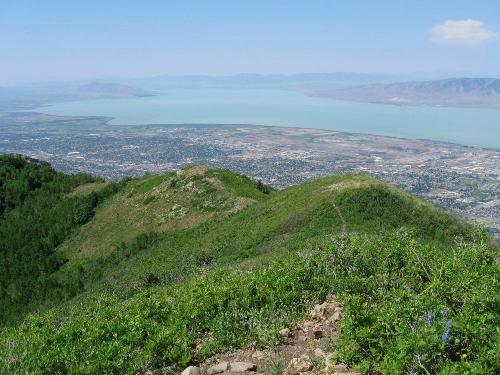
[183,299,359,375]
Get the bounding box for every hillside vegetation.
[0,154,124,324]
[0,155,498,374]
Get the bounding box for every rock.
[329,331,340,340]
[311,301,337,319]
[301,321,315,331]
[285,355,314,374]
[230,361,258,372]
[330,311,343,322]
[279,327,291,337]
[251,350,267,360]
[307,326,323,340]
[297,333,308,343]
[207,361,230,374]
[314,348,326,357]
[310,302,327,319]
[181,366,201,375]
[333,364,348,372]
[324,363,352,375]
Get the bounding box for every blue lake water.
[35,88,500,149]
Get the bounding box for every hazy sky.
[1,0,499,83]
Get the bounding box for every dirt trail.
[194,299,359,375]
[331,202,347,235]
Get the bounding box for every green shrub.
[0,155,124,325]
[1,161,496,374]
[1,230,497,374]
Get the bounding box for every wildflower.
[442,318,452,343]
[462,353,468,360]
[426,309,435,325]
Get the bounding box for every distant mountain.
[0,82,154,110]
[75,82,152,98]
[129,72,458,91]
[128,72,389,91]
[313,78,500,108]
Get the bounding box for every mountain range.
[313,78,500,108]
[3,76,500,111]
[0,82,153,110]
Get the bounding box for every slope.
[0,154,119,325]
[0,165,498,374]
[57,165,268,263]
[88,172,469,297]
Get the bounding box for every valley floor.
[1,112,498,237]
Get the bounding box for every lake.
[34,88,500,149]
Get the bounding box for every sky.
[1,0,499,83]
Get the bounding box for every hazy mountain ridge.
[3,75,498,111]
[314,78,500,108]
[0,82,154,110]
[127,72,469,91]
[76,82,153,98]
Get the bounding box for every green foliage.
[0,160,497,374]
[265,355,286,375]
[0,154,123,325]
[55,231,162,295]
[0,154,57,214]
[42,173,473,319]
[0,246,322,374]
[334,184,470,243]
[204,168,275,199]
[1,231,497,374]
[326,231,499,374]
[257,179,271,194]
[132,172,175,194]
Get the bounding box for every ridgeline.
[0,154,498,374]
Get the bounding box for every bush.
[1,230,497,374]
[0,155,123,325]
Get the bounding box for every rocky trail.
[181,299,359,375]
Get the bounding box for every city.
[2,111,499,237]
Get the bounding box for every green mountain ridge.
[0,155,498,374]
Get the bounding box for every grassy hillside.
[0,154,122,325]
[57,166,267,262]
[53,169,470,302]
[50,166,272,299]
[0,161,498,374]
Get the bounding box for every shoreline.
[9,109,500,152]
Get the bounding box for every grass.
[265,355,286,375]
[131,172,175,194]
[60,172,469,302]
[0,166,497,374]
[66,181,109,197]
[56,166,268,264]
[1,231,497,374]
